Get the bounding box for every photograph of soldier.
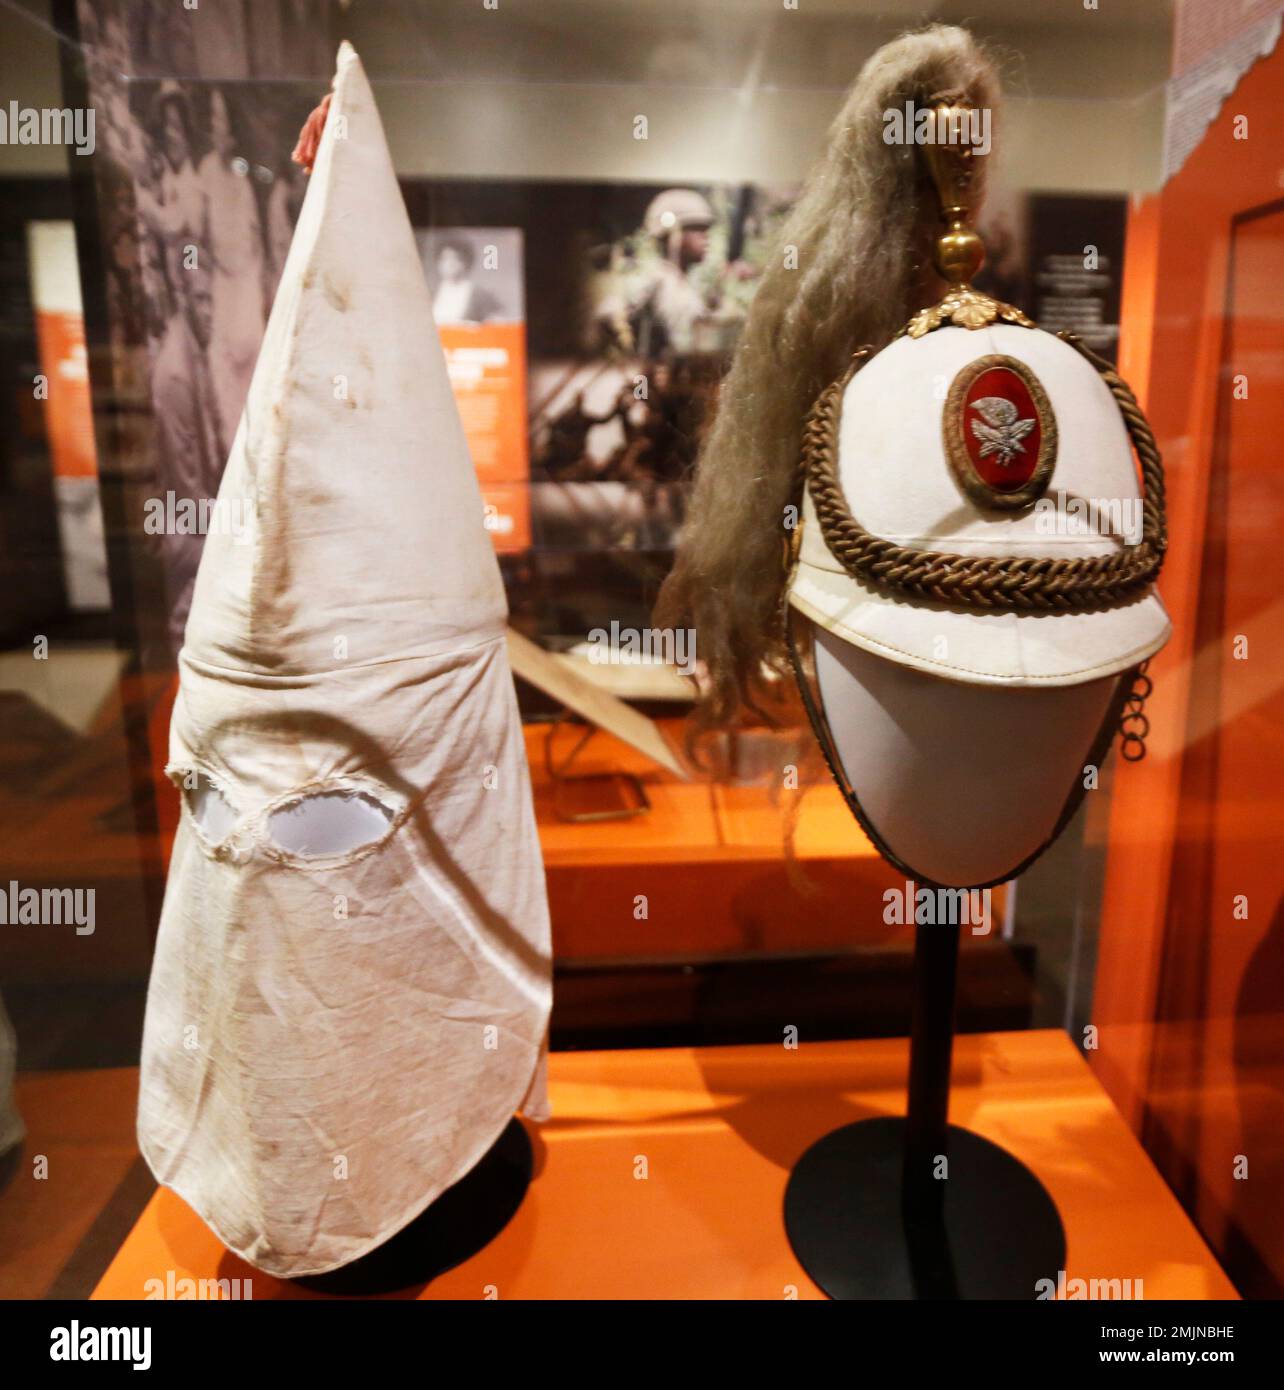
[528,182,788,556]
[598,189,716,359]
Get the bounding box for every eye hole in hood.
[267,789,395,859]
[182,771,241,844]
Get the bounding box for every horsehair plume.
[655,24,1001,738]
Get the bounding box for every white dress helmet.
[786,99,1169,886]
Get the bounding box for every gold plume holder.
[903,92,1033,338]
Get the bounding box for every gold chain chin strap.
[798,332,1168,612]
[1118,659,1154,760]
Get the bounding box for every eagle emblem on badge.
[969,397,1036,467]
[942,354,1057,510]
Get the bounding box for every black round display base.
[784,1117,1065,1300]
[294,1118,533,1297]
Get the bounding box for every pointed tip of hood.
[181,36,508,679]
[332,40,364,100]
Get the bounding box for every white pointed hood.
[189,41,504,674]
[138,44,552,1280]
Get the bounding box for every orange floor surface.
[90,1029,1235,1300]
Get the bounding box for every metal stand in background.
[543,713,651,823]
[783,912,1066,1300]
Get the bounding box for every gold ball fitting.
[936,221,985,287]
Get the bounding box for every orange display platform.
[92,1029,1235,1300]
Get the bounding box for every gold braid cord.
[798,334,1168,612]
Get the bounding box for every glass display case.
[0,0,1278,1331]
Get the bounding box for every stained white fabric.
[138,43,552,1278]
[790,324,1171,687]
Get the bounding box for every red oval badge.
[943,354,1057,510]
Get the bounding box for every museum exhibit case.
[0,0,1280,1337]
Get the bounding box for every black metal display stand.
[784,915,1066,1299]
